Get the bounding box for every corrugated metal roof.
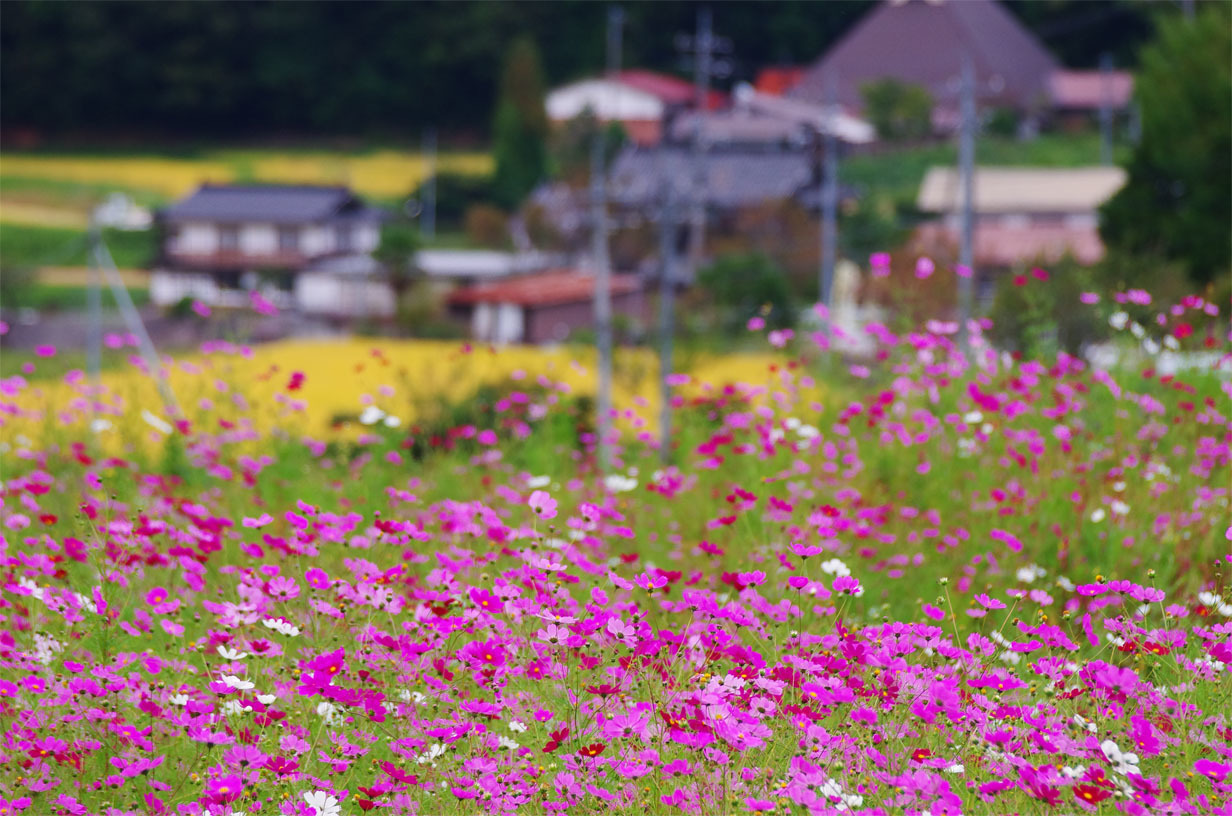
[917,166,1127,214]
[162,184,381,224]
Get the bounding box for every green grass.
[0,222,156,270]
[1,283,149,312]
[0,347,139,381]
[842,129,1133,210]
[0,174,170,208]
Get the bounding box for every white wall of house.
[354,224,380,253]
[150,270,222,305]
[296,271,394,318]
[241,224,278,255]
[166,220,379,261]
[171,222,218,254]
[300,224,334,256]
[472,302,525,344]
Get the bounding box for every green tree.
[1100,5,1232,287]
[698,252,796,332]
[860,78,934,143]
[374,219,421,301]
[491,37,550,209]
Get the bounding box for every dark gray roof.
[790,0,1059,111]
[608,147,816,210]
[161,184,382,224]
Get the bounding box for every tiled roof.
[607,146,816,209]
[790,0,1059,111]
[162,184,381,224]
[448,271,642,308]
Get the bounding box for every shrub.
[697,252,795,332]
[464,204,510,249]
[861,78,934,142]
[987,257,1106,358]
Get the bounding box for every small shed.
[448,270,646,345]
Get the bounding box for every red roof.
[617,69,726,110]
[754,67,805,97]
[1049,70,1134,110]
[448,271,643,308]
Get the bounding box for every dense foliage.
[0,1,1163,139]
[1099,4,1232,287]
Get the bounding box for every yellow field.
[0,200,90,228]
[2,340,810,451]
[0,150,491,201]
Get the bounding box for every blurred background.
[1,0,1228,372]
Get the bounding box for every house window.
[278,226,300,253]
[335,225,353,253]
[218,224,240,252]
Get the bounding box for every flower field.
[0,284,1230,816]
[0,150,491,202]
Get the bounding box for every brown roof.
[790,0,1059,112]
[917,166,1127,214]
[448,271,642,308]
[1049,70,1134,110]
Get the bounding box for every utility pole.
[422,128,437,241]
[1098,53,1114,167]
[657,175,677,464]
[89,209,180,417]
[819,73,839,312]
[591,5,622,473]
[687,8,713,276]
[957,51,976,350]
[87,219,103,389]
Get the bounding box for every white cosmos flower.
[217,646,249,661]
[1109,311,1129,330]
[527,475,551,488]
[604,474,638,493]
[1090,508,1106,523]
[1101,739,1140,776]
[945,764,965,773]
[819,559,851,577]
[169,693,189,706]
[358,405,385,426]
[316,702,341,725]
[257,693,277,704]
[221,674,254,691]
[383,415,402,428]
[509,720,527,733]
[497,735,520,750]
[303,791,342,816]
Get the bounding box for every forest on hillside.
[1,0,1164,141]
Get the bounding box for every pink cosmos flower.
[528,490,557,519]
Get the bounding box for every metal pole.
[592,5,622,473]
[91,229,180,416]
[1098,53,1114,166]
[687,7,712,276]
[658,177,676,463]
[87,220,103,389]
[422,128,437,241]
[820,73,839,311]
[957,51,976,349]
